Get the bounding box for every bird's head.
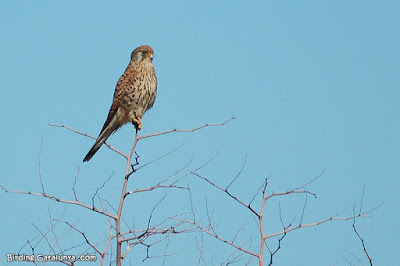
[131,45,154,63]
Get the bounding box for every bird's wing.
[98,68,135,134]
[98,102,120,135]
[83,63,143,162]
[83,68,135,162]
[83,98,122,162]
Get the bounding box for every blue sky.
[0,1,399,265]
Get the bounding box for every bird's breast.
[121,64,157,120]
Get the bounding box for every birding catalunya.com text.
[6,253,97,263]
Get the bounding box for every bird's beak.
[150,53,154,60]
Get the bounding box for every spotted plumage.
[83,45,157,162]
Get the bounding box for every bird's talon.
[132,118,142,131]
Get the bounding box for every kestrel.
[83,45,157,162]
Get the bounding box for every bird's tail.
[83,125,116,162]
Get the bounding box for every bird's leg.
[132,117,142,131]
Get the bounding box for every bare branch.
[9,118,372,266]
[342,249,363,265]
[359,184,366,215]
[49,124,128,159]
[30,222,74,266]
[147,192,168,229]
[91,171,114,209]
[126,183,189,196]
[173,217,258,257]
[32,223,57,255]
[47,207,68,254]
[191,172,259,217]
[135,141,186,171]
[267,232,286,266]
[126,156,193,196]
[249,178,267,206]
[232,216,252,244]
[100,216,114,265]
[222,250,246,266]
[352,187,373,266]
[226,154,247,190]
[300,194,308,226]
[138,117,236,140]
[195,234,206,266]
[116,130,140,265]
[265,211,371,239]
[55,219,103,256]
[26,240,39,266]
[72,167,80,202]
[267,204,288,266]
[38,134,45,194]
[162,236,170,266]
[0,187,115,219]
[292,169,326,191]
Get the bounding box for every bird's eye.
[142,51,147,54]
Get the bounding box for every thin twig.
[138,117,235,140]
[0,185,115,219]
[265,211,371,239]
[49,124,128,159]
[226,154,247,190]
[38,134,45,194]
[173,217,258,257]
[352,222,372,265]
[353,186,373,265]
[55,219,103,256]
[135,142,186,171]
[72,167,80,201]
[191,172,259,217]
[91,171,114,209]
